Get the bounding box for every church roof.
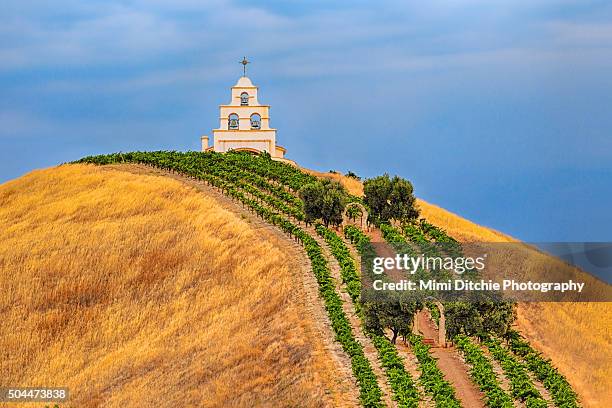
[234,76,254,87]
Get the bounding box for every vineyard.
[373,222,580,408]
[75,151,580,408]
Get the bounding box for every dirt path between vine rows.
[430,346,485,408]
[365,228,408,283]
[106,164,360,407]
[415,311,485,408]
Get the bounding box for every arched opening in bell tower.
[228,113,239,130]
[240,92,249,106]
[250,113,261,129]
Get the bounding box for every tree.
[475,299,515,338]
[364,174,419,225]
[346,171,361,180]
[363,175,392,223]
[298,179,347,227]
[389,176,419,221]
[298,182,324,225]
[365,294,417,344]
[321,186,345,227]
[444,301,483,339]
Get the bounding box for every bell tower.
[202,58,286,158]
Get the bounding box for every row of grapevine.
[454,335,514,407]
[379,223,454,281]
[507,333,579,408]
[379,224,418,256]
[156,152,303,210]
[401,223,441,257]
[222,150,317,192]
[370,334,420,408]
[484,338,547,408]
[220,160,303,207]
[315,224,362,305]
[229,176,305,221]
[416,219,463,258]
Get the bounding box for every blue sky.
[1,0,611,241]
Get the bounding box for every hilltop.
[0,154,609,407]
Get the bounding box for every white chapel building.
[201,59,286,158]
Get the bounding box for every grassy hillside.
[0,164,350,407]
[2,160,609,407]
[308,168,611,407]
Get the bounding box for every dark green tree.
[363,174,393,223]
[298,182,324,225]
[364,174,419,224]
[364,294,417,344]
[298,179,347,227]
[321,187,345,227]
[444,301,483,339]
[389,176,419,221]
[475,299,515,338]
[346,171,361,180]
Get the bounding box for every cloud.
[2,0,611,82]
[547,21,612,47]
[0,5,190,69]
[0,1,293,71]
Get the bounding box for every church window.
[228,113,239,130]
[240,92,249,106]
[250,113,261,129]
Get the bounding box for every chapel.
[201,58,286,158]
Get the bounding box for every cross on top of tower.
[240,56,250,76]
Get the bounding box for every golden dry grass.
[416,200,518,243]
[0,164,347,407]
[307,168,612,408]
[516,302,611,407]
